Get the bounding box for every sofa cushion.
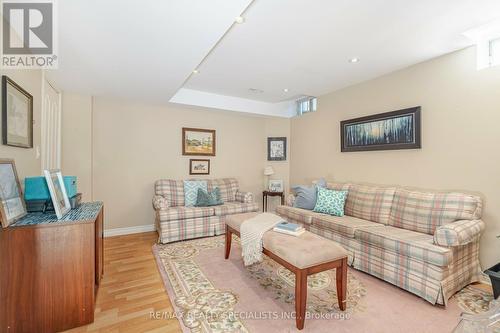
[344,184,396,224]
[311,215,383,238]
[354,226,453,267]
[158,206,214,222]
[388,189,483,235]
[313,187,348,216]
[326,182,351,191]
[292,178,326,210]
[275,205,316,225]
[184,180,208,207]
[155,179,185,207]
[213,201,259,216]
[208,178,239,202]
[195,187,223,207]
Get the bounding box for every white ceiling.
[47,0,252,103]
[49,0,500,116]
[186,0,500,103]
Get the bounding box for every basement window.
[296,96,317,115]
[491,38,500,67]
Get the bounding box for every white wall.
[90,97,290,230]
[61,93,93,201]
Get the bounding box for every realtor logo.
[1,0,58,68]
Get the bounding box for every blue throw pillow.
[183,180,208,207]
[292,178,327,210]
[195,187,223,207]
[313,187,348,216]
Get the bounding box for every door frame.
[41,71,62,172]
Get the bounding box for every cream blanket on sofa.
[240,213,285,266]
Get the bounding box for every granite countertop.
[11,202,103,227]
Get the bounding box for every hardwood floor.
[65,232,181,333]
[64,231,494,333]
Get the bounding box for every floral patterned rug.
[454,284,495,314]
[153,235,495,333]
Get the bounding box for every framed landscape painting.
[182,128,216,156]
[341,107,421,152]
[2,75,33,148]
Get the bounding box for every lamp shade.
[264,166,275,176]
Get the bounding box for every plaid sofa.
[276,182,484,306]
[153,178,258,243]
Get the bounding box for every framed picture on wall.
[189,159,210,175]
[182,128,216,156]
[267,137,287,161]
[0,159,27,228]
[2,75,33,148]
[341,106,421,152]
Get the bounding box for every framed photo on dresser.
[44,169,71,219]
[0,159,26,227]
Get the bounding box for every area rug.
[153,235,493,333]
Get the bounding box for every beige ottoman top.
[226,212,260,232]
[226,212,348,269]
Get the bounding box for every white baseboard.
[104,224,156,237]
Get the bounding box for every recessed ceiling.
[47,0,252,103]
[48,0,500,115]
[185,0,500,103]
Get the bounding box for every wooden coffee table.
[224,212,348,330]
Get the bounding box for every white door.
[41,77,62,171]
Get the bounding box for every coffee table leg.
[295,269,307,330]
[336,257,347,311]
[225,225,232,259]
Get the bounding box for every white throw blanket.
[240,213,285,266]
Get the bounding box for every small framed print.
[268,180,284,192]
[189,159,210,175]
[267,137,287,161]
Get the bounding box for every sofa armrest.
[433,219,485,247]
[286,194,296,207]
[235,191,254,203]
[152,195,169,210]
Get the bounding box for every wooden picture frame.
[0,159,27,228]
[267,137,287,161]
[43,169,71,219]
[341,106,421,152]
[182,128,216,156]
[189,159,210,175]
[2,75,34,148]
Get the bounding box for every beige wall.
[290,47,500,268]
[91,97,290,230]
[61,93,93,201]
[0,70,42,182]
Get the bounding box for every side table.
[263,190,284,212]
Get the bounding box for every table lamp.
[264,166,274,190]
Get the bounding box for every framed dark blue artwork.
[341,107,421,152]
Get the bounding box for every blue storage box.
[24,176,77,200]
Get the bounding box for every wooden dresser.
[0,202,104,333]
